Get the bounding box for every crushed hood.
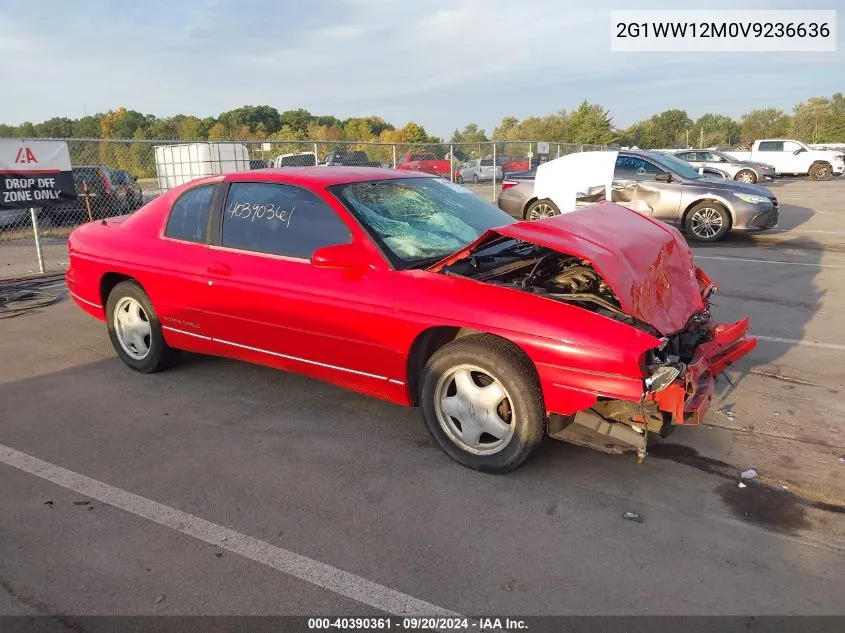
[435,202,705,336]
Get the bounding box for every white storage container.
[154,142,250,192]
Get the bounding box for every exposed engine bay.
[442,237,656,333]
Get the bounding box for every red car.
[395,152,452,178]
[66,167,756,473]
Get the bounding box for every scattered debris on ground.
[623,511,644,523]
[741,469,759,480]
[718,405,736,422]
[738,482,747,488]
[43,500,53,508]
[72,501,91,506]
[154,595,166,604]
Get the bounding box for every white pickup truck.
[725,139,844,181]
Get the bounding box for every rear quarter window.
[165,184,215,243]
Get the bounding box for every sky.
[0,0,842,137]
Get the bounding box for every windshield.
[649,152,703,180]
[331,177,515,268]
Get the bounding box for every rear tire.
[420,335,545,473]
[456,175,463,184]
[685,202,730,242]
[809,162,833,181]
[525,199,560,221]
[106,281,180,373]
[734,169,757,184]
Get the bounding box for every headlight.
[645,364,685,392]
[733,192,769,204]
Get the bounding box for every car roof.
[222,167,431,187]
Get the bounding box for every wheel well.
[522,197,538,219]
[406,326,482,405]
[100,272,134,307]
[681,199,734,230]
[810,160,832,169]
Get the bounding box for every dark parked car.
[110,169,144,211]
[323,150,380,167]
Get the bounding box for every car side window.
[783,141,803,153]
[758,141,783,152]
[165,184,215,243]
[677,152,693,161]
[614,155,663,181]
[221,182,351,259]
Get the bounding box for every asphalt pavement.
[0,177,844,621]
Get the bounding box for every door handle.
[207,262,231,276]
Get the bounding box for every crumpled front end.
[643,268,757,426]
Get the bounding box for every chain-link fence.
[0,138,608,280]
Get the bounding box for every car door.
[781,140,809,173]
[202,180,402,395]
[612,155,681,222]
[755,141,787,173]
[153,182,218,340]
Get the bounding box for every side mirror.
[793,148,805,155]
[655,172,672,183]
[311,242,367,270]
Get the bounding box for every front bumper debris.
[649,317,756,425]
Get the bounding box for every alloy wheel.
[528,203,557,221]
[690,206,724,240]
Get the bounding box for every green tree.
[100,107,147,139]
[15,122,36,138]
[174,115,203,140]
[567,101,614,145]
[492,116,519,141]
[278,108,314,136]
[450,123,488,144]
[688,113,741,148]
[73,115,103,138]
[791,97,834,143]
[401,121,434,144]
[218,105,281,136]
[34,117,74,138]
[739,108,792,144]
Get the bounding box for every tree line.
[1,94,841,178]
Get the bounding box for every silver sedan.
[674,150,776,184]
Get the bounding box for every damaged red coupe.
[66,167,756,473]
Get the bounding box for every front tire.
[685,201,730,242]
[809,162,833,181]
[734,169,757,184]
[106,281,180,373]
[525,198,560,221]
[456,175,463,184]
[420,335,545,473]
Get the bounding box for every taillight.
[501,179,518,191]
